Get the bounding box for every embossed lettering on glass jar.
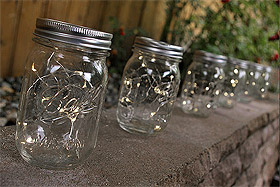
[15,18,112,169]
[179,50,226,117]
[117,37,183,135]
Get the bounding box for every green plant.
[107,17,147,76]
[161,0,279,79]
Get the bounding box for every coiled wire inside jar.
[15,18,112,169]
[179,50,226,117]
[117,37,183,135]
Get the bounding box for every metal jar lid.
[254,64,265,71]
[193,50,227,65]
[238,60,250,69]
[228,57,249,69]
[248,62,264,71]
[133,37,184,60]
[34,18,113,50]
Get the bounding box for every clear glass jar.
[246,62,259,98]
[179,50,226,117]
[243,62,263,100]
[15,18,112,169]
[117,37,183,135]
[250,64,273,99]
[251,64,267,99]
[260,66,272,99]
[232,59,252,103]
[216,57,239,108]
[219,58,256,107]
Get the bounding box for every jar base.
[17,146,87,170]
[118,120,162,136]
[236,96,252,103]
[180,109,210,118]
[220,105,234,109]
[217,96,235,109]
[20,152,81,170]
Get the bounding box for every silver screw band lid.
[194,50,227,64]
[133,37,184,60]
[34,18,113,50]
[248,62,265,71]
[228,57,249,69]
[238,60,250,69]
[255,64,265,71]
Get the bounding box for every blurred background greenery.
[0,0,279,118]
[1,0,279,95]
[1,0,278,78]
[159,0,279,77]
[105,0,279,96]
[109,0,278,75]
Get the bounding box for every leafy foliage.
[107,17,147,76]
[108,1,278,93]
[160,0,279,77]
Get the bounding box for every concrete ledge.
[0,98,279,186]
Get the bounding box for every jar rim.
[133,36,184,60]
[133,48,181,63]
[245,61,265,71]
[228,57,249,68]
[194,50,227,65]
[194,50,227,64]
[34,18,113,50]
[32,36,110,57]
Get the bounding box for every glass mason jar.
[179,50,226,117]
[15,18,112,169]
[251,63,265,98]
[218,57,247,108]
[216,56,239,108]
[246,62,258,98]
[117,37,183,135]
[260,66,272,99]
[231,59,252,103]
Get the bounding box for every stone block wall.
[198,113,279,187]
[0,99,278,186]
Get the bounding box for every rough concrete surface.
[0,98,278,186]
